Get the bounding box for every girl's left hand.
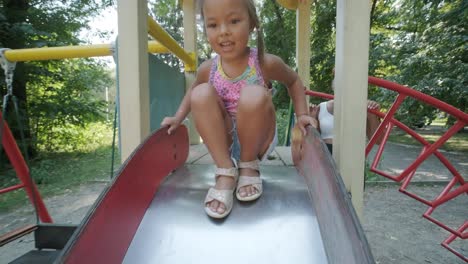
[297,114,318,135]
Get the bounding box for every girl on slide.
[161,0,317,219]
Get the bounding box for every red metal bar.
[366,94,407,155]
[307,76,467,260]
[441,222,468,262]
[379,117,466,184]
[0,183,24,194]
[308,90,334,100]
[422,182,468,239]
[0,112,52,223]
[398,121,465,181]
[401,177,458,207]
[431,182,468,208]
[368,77,468,121]
[370,122,393,176]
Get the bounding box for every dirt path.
[0,182,109,264]
[364,184,467,264]
[368,142,467,182]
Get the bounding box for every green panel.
[148,55,185,131]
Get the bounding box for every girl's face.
[203,0,252,61]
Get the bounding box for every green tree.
[370,0,467,126]
[149,0,212,70]
[309,0,336,97]
[260,0,297,109]
[150,0,184,70]
[28,59,113,151]
[0,0,113,155]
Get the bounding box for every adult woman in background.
[310,78,382,154]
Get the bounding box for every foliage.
[260,0,337,108]
[309,0,336,97]
[0,122,117,212]
[264,0,466,128]
[370,0,467,126]
[27,59,113,151]
[0,0,111,49]
[259,1,296,110]
[149,0,212,70]
[0,0,114,155]
[275,107,290,146]
[149,0,184,70]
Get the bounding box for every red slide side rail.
[0,112,52,223]
[60,125,189,264]
[306,76,467,261]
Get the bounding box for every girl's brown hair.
[198,0,265,63]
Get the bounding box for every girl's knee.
[191,83,216,106]
[238,85,270,110]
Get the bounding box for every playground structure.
[0,0,466,263]
[306,78,468,262]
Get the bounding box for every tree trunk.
[370,0,378,29]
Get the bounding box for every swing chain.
[0,48,17,96]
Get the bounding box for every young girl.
[161,0,317,219]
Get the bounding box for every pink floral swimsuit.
[208,48,277,162]
[209,47,266,118]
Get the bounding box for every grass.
[0,122,119,213]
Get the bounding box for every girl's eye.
[231,19,240,24]
[207,23,216,28]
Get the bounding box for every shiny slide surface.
[58,125,374,264]
[123,164,327,264]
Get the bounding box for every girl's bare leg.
[191,83,235,214]
[236,85,276,197]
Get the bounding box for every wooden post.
[334,0,371,218]
[296,0,311,97]
[182,0,201,144]
[117,0,150,162]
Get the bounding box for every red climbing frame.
[306,76,467,262]
[0,112,52,223]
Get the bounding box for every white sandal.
[236,160,262,202]
[204,167,238,218]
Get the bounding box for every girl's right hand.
[161,116,182,135]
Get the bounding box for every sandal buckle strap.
[215,167,238,178]
[238,160,260,171]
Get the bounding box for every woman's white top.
[318,101,334,140]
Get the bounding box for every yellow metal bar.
[148,41,170,54]
[147,16,197,72]
[4,41,169,62]
[4,44,112,62]
[276,0,299,10]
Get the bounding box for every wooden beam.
[117,0,150,162]
[334,0,371,218]
[296,0,311,97]
[182,0,201,144]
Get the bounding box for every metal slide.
[56,125,374,264]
